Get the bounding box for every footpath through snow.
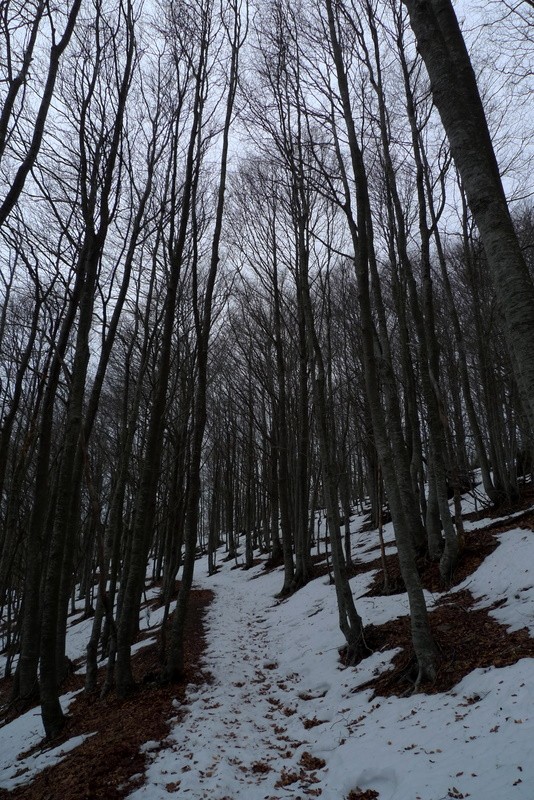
[128,507,534,800]
[2,498,534,799]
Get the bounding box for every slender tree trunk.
[14,267,84,704]
[296,211,366,662]
[326,0,437,683]
[164,0,245,680]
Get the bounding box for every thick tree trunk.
[292,304,311,591]
[403,0,534,435]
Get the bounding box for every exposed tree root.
[359,587,534,698]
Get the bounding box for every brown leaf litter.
[2,489,534,800]
[0,588,213,800]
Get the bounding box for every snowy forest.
[1,0,534,798]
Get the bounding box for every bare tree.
[402,0,534,440]
[0,0,82,226]
[323,0,437,683]
[164,0,247,682]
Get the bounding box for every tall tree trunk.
[403,0,534,437]
[326,0,437,683]
[164,0,245,681]
[296,207,366,663]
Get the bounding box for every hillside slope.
[1,491,534,799]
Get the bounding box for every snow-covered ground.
[1,497,534,799]
[0,691,94,790]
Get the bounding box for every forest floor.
[0,588,213,800]
[1,485,534,799]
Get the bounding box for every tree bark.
[326,0,437,683]
[403,0,534,436]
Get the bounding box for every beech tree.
[164,0,247,682]
[402,0,534,438]
[318,0,437,682]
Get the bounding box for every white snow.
[458,529,534,635]
[0,691,95,790]
[1,500,534,799]
[126,510,534,800]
